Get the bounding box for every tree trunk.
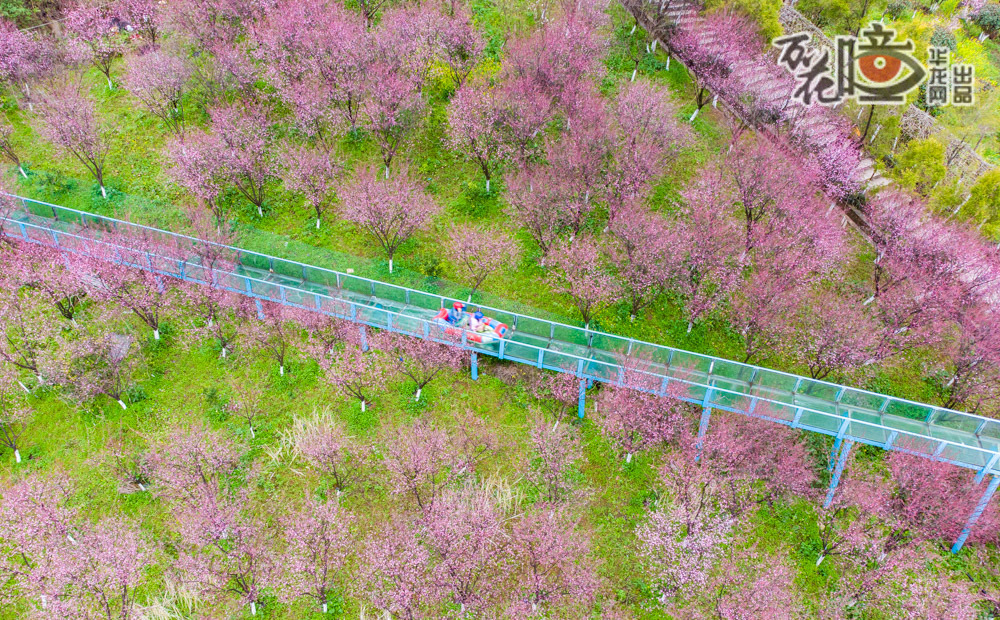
[117,399,127,410]
[415,388,422,401]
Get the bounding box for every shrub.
[974,3,1000,34]
[930,26,957,50]
[886,0,911,18]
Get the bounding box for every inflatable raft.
[432,308,509,345]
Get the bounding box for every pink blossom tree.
[381,416,497,512]
[150,424,241,505]
[699,411,817,515]
[712,550,801,619]
[360,49,424,174]
[637,500,734,602]
[255,0,369,141]
[447,224,521,301]
[281,496,356,614]
[123,48,193,138]
[526,370,582,423]
[790,289,879,381]
[8,241,87,325]
[432,7,484,87]
[281,145,341,229]
[420,487,513,614]
[509,506,598,616]
[0,369,30,463]
[176,490,277,617]
[36,80,112,198]
[547,237,621,329]
[727,266,801,364]
[0,476,154,618]
[57,331,142,410]
[322,344,389,413]
[0,19,52,107]
[933,302,1000,415]
[887,450,1000,544]
[374,331,466,401]
[596,368,687,463]
[166,130,230,226]
[610,205,673,321]
[240,301,306,376]
[0,281,60,389]
[504,165,570,261]
[666,180,746,332]
[0,119,27,178]
[224,374,265,439]
[446,82,515,192]
[208,101,278,218]
[360,519,435,619]
[65,3,131,89]
[814,461,894,567]
[604,81,690,227]
[291,411,367,495]
[337,165,441,273]
[183,283,253,359]
[113,0,161,44]
[75,233,176,341]
[526,414,582,502]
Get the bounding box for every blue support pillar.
[359,325,368,352]
[824,439,854,508]
[254,298,265,320]
[470,352,478,381]
[695,407,712,462]
[829,418,850,472]
[577,378,586,419]
[952,475,1000,553]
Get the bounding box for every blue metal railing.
[3,193,999,549]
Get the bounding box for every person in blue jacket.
[447,301,466,325]
[469,310,488,332]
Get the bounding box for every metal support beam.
[254,298,264,320]
[952,475,1000,553]
[975,453,1000,484]
[359,325,368,352]
[824,439,854,508]
[695,406,712,462]
[577,378,586,419]
[829,418,851,471]
[471,352,478,381]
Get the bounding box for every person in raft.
[469,310,488,332]
[447,301,466,325]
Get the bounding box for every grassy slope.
[0,2,990,617]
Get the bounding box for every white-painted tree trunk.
[138,482,146,492]
[552,420,559,432]
[14,449,20,464]
[388,259,394,273]
[67,533,77,544]
[816,554,825,566]
[485,178,490,193]
[863,295,875,306]
[249,425,256,439]
[118,399,127,410]
[626,452,633,463]
[630,23,636,34]
[631,68,638,82]
[71,318,79,328]
[361,400,366,413]
[107,76,113,89]
[100,185,107,199]
[17,381,29,394]
[279,365,285,376]
[467,294,473,303]
[322,602,328,614]
[316,218,321,229]
[687,321,693,333]
[257,205,263,217]
[384,165,390,179]
[221,347,227,358]
[153,328,160,340]
[630,313,636,323]
[415,388,422,401]
[250,602,257,616]
[665,56,670,70]
[712,95,718,108]
[18,166,27,179]
[689,108,699,122]
[651,39,657,52]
